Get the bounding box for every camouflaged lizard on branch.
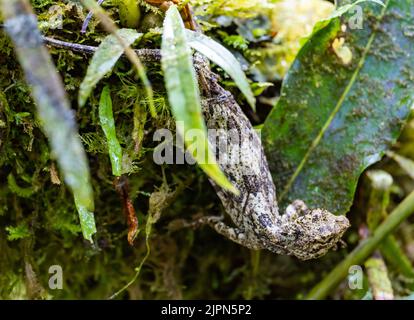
[194,55,350,260]
[138,2,350,259]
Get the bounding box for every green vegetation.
[0,0,414,300]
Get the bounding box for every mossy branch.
[306,189,414,299]
[42,35,162,62]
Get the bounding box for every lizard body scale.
[195,57,350,260]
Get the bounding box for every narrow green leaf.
[79,28,142,107]
[1,0,96,242]
[185,29,256,111]
[81,0,156,118]
[366,170,414,285]
[161,5,238,195]
[263,0,414,214]
[74,198,96,243]
[99,86,123,177]
[330,0,385,19]
[380,236,414,283]
[386,151,414,180]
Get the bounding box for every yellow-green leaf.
[99,86,123,177]
[386,151,414,180]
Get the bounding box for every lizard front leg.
[196,216,262,250]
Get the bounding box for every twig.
[306,189,414,300]
[42,37,217,86]
[0,23,162,62]
[43,36,162,62]
[0,6,158,113]
[0,24,160,61]
[81,0,104,34]
[0,25,218,94]
[44,36,97,55]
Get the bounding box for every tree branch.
[43,36,162,63]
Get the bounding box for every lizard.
[193,55,350,260]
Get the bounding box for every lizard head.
[278,200,350,260]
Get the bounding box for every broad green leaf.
[161,5,238,195]
[78,28,142,107]
[262,0,414,214]
[99,86,123,177]
[185,29,256,111]
[1,0,96,242]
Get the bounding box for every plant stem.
[306,189,414,299]
[107,220,152,299]
[81,0,104,33]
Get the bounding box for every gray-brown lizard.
[195,56,350,260]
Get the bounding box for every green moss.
[0,0,413,300]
